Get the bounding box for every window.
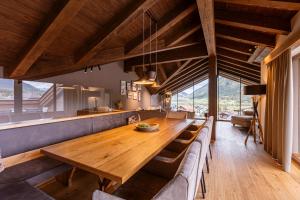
[218,76,253,120]
[171,93,178,111]
[170,79,208,118]
[56,84,64,111]
[178,83,193,112]
[194,80,208,118]
[218,76,240,120]
[0,78,14,114]
[22,81,54,113]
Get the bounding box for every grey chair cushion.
[154,142,201,200]
[92,142,202,200]
[0,181,54,200]
[93,190,125,200]
[113,171,169,200]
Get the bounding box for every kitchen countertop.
[0,110,134,131]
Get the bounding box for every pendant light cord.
[142,9,145,73]
[155,22,158,81]
[149,14,152,68]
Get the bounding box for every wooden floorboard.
[196,122,300,200]
[40,121,300,200]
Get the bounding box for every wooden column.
[208,56,217,141]
[14,80,22,113]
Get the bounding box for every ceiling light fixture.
[134,9,154,85]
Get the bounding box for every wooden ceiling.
[0,0,299,94]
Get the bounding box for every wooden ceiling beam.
[158,59,194,89]
[20,42,201,80]
[124,43,208,70]
[217,37,255,55]
[158,60,209,91]
[158,65,168,82]
[8,0,88,78]
[219,71,256,85]
[218,60,260,74]
[159,59,209,90]
[214,0,300,11]
[196,0,216,57]
[125,4,197,54]
[216,24,276,47]
[215,9,290,35]
[218,55,260,69]
[75,0,156,65]
[217,47,250,62]
[164,69,209,93]
[218,63,260,77]
[165,24,202,47]
[218,67,260,83]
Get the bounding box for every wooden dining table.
[41,117,194,191]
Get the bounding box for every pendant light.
[148,13,156,82]
[134,9,154,85]
[151,22,161,88]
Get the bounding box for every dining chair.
[195,126,209,198]
[166,111,187,119]
[165,130,197,153]
[92,141,203,200]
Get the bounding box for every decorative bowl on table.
[135,123,159,132]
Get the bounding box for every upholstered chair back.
[153,142,201,200]
[166,111,187,119]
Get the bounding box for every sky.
[181,79,208,94]
[23,81,53,90]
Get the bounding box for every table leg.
[55,167,76,187]
[98,177,112,191]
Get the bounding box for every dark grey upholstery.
[137,110,166,120]
[0,112,136,200]
[0,118,92,157]
[0,112,137,157]
[0,181,54,200]
[0,157,63,185]
[93,142,202,200]
[92,112,136,133]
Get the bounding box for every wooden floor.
[198,122,300,200]
[40,122,300,200]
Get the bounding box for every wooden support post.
[208,56,217,141]
[55,167,76,187]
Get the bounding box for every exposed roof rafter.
[8,0,89,78]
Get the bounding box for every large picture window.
[218,76,253,120]
[170,79,208,118]
[0,78,14,114]
[22,81,54,113]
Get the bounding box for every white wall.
[40,61,159,110]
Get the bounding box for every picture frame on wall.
[132,82,137,91]
[127,82,131,91]
[138,91,141,102]
[128,91,133,99]
[120,81,126,95]
[121,89,126,95]
[133,92,138,100]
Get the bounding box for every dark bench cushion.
[0,157,62,184]
[0,181,53,200]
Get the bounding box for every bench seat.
[0,181,54,200]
